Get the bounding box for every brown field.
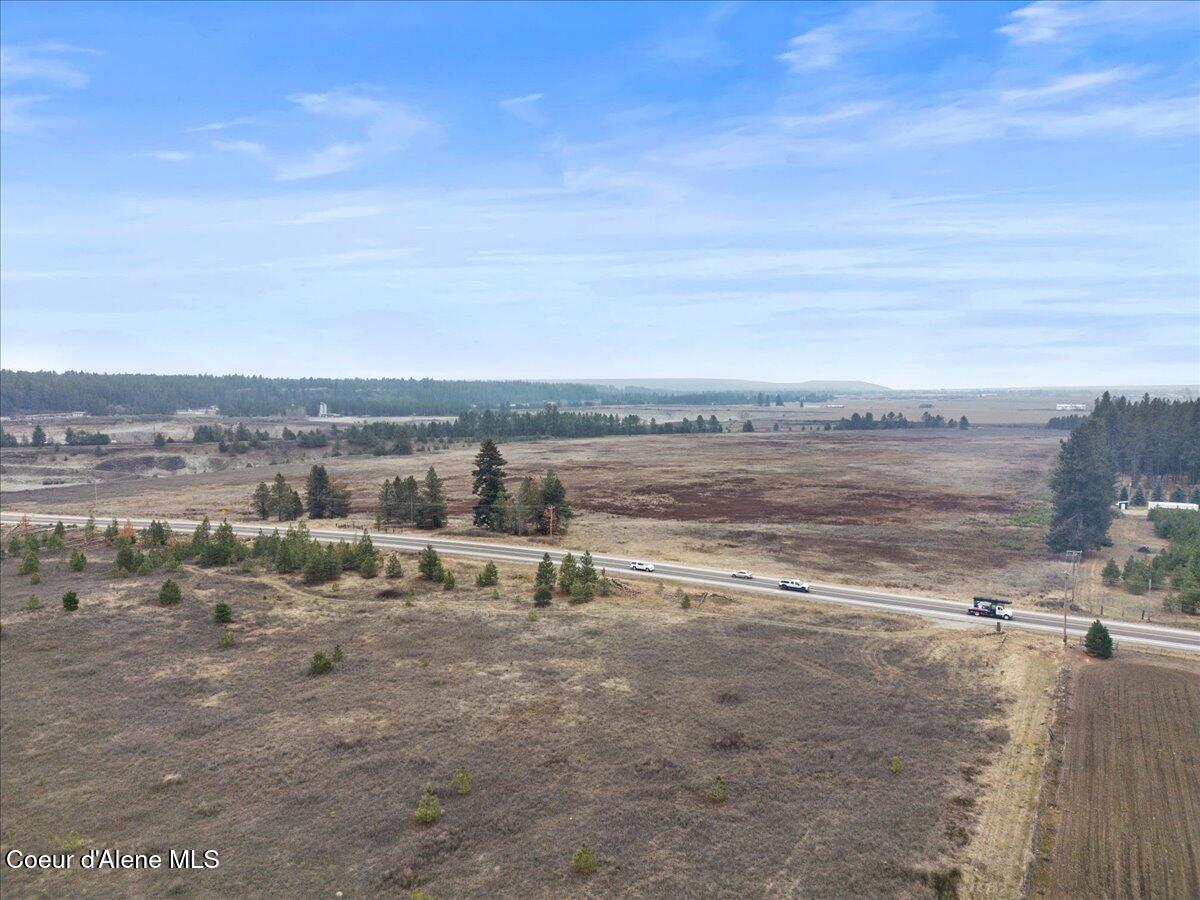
[3,427,1075,610]
[1,532,1044,898]
[1032,654,1200,898]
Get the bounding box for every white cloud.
[0,44,91,89]
[185,116,257,133]
[148,150,191,162]
[999,1,1197,45]
[499,92,544,124]
[996,67,1139,103]
[1,94,54,135]
[778,2,938,72]
[212,86,428,180]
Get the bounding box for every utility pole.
[1064,550,1082,645]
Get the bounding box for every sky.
[1,0,1198,389]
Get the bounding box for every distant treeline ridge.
[0,371,832,416]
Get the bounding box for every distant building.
[318,402,329,417]
[176,406,219,417]
[1147,500,1199,512]
[824,404,845,409]
[1055,403,1088,411]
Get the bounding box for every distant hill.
[573,378,893,394]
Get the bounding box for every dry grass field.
[1031,654,1200,899]
[2,427,1073,612]
[1,529,1046,899]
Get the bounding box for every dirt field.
[1032,654,1200,898]
[3,427,1077,613]
[0,530,1038,898]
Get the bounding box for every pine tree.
[1131,487,1147,506]
[959,416,969,430]
[31,424,47,447]
[385,554,403,578]
[1083,619,1113,658]
[708,415,721,433]
[742,420,755,432]
[1101,559,1121,585]
[471,439,508,530]
[1046,419,1116,552]
[558,552,579,593]
[476,561,499,587]
[539,470,572,534]
[418,545,443,580]
[306,465,333,518]
[1118,485,1129,502]
[578,550,598,585]
[534,552,556,606]
[416,467,447,529]
[252,482,271,519]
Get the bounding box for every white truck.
[968,596,1013,620]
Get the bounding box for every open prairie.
[0,531,1042,898]
[1,427,1072,610]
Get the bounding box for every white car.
[779,579,811,593]
[731,570,754,580]
[629,561,655,572]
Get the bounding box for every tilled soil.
[1035,655,1200,899]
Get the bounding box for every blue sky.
[1,0,1197,388]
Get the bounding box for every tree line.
[835,411,968,430]
[0,370,832,417]
[250,466,350,522]
[1046,394,1199,554]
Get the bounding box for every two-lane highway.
[4,511,1198,654]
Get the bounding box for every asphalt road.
[6,511,1198,655]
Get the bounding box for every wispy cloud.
[185,116,257,133]
[213,86,428,180]
[1,43,95,135]
[999,0,1198,45]
[148,150,191,162]
[778,2,938,72]
[499,92,545,124]
[0,44,93,89]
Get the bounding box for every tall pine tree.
[1047,418,1116,552]
[471,439,508,530]
[417,466,447,529]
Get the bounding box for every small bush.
[414,785,443,825]
[597,575,612,597]
[418,655,429,668]
[569,580,595,604]
[218,629,234,649]
[680,594,691,609]
[475,561,499,587]
[707,775,728,803]
[889,756,904,775]
[158,579,182,606]
[452,766,471,795]
[308,650,334,676]
[213,602,232,624]
[27,594,41,611]
[527,609,538,622]
[359,554,378,579]
[29,572,41,585]
[572,844,597,877]
[533,584,552,607]
[62,591,79,612]
[411,890,432,900]
[68,551,87,572]
[239,558,253,574]
[331,643,344,663]
[18,549,39,576]
[442,570,456,590]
